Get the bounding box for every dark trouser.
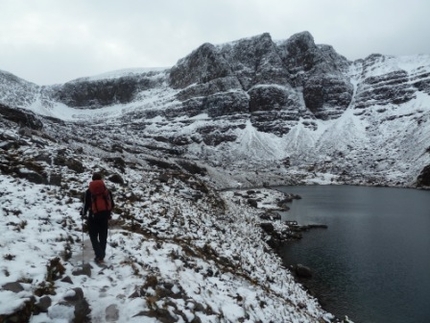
[88,212,110,260]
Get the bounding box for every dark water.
[276,185,430,323]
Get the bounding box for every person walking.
[81,172,114,265]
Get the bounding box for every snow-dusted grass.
[0,129,335,322]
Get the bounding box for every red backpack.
[89,180,112,214]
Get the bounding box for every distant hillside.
[1,31,430,188]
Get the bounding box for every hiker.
[81,172,114,264]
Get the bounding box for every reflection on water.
[276,185,430,323]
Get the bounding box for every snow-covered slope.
[0,121,336,322]
[1,31,430,189]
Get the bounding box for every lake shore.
[226,186,352,322]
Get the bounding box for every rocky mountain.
[1,31,430,189]
[1,30,429,322]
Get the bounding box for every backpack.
[88,180,112,214]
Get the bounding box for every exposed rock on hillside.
[169,31,352,125]
[415,164,430,188]
[1,31,430,188]
[170,42,234,89]
[48,71,167,109]
[0,103,43,130]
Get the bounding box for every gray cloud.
[1,0,429,85]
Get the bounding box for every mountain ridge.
[1,31,430,188]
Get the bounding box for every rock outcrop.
[48,71,167,109]
[168,31,353,131]
[0,103,43,130]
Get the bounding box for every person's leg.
[88,218,103,260]
[98,215,109,260]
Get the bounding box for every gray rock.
[105,304,120,322]
[0,297,35,322]
[2,282,24,292]
[61,287,91,323]
[64,287,84,302]
[260,222,274,234]
[72,263,92,277]
[49,173,62,186]
[247,199,258,208]
[416,164,430,187]
[53,155,85,173]
[35,295,52,313]
[170,42,232,89]
[61,276,74,284]
[108,173,124,185]
[18,127,33,137]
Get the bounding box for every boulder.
[108,173,125,185]
[53,155,85,173]
[104,156,126,172]
[49,173,62,186]
[416,164,430,187]
[105,304,120,322]
[247,199,258,208]
[72,263,92,277]
[2,281,24,292]
[295,264,313,278]
[260,222,274,234]
[60,287,91,323]
[0,297,35,323]
[260,211,281,220]
[35,295,52,313]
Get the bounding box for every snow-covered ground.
[0,124,339,322]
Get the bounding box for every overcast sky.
[1,0,429,85]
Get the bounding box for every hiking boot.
[95,258,105,265]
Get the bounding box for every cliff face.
[46,70,167,109]
[352,54,428,112]
[169,32,353,129]
[1,31,430,187]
